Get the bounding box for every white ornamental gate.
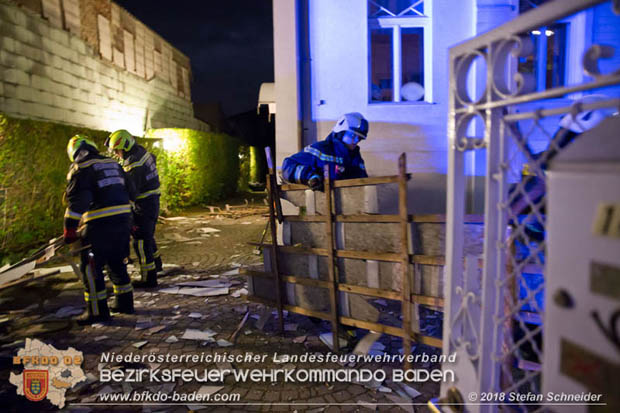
[442,1,620,412]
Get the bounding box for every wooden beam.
[247,243,444,265]
[247,295,331,320]
[398,153,413,370]
[280,175,412,191]
[265,173,284,333]
[339,316,442,349]
[323,164,341,352]
[243,269,444,307]
[247,296,442,348]
[285,213,484,224]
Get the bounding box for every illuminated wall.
[0,0,208,136]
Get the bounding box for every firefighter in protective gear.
[64,135,135,325]
[282,112,369,190]
[106,129,162,288]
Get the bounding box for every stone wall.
[0,0,208,135]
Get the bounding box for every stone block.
[14,41,44,64]
[38,90,54,106]
[3,68,29,85]
[77,78,92,92]
[0,3,27,26]
[49,27,69,46]
[31,74,53,92]
[2,82,15,98]
[1,97,20,114]
[0,36,16,53]
[14,25,40,47]
[24,18,50,38]
[69,36,86,54]
[53,94,72,110]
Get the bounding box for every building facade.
[272,0,620,213]
[0,0,208,135]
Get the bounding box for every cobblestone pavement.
[0,203,441,412]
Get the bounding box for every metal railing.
[444,1,620,412]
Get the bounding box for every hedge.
[0,114,244,262]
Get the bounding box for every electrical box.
[544,116,620,412]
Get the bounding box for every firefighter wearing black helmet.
[64,135,135,325]
[106,129,162,288]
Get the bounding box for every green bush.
[144,128,242,210]
[0,115,243,261]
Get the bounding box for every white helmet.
[332,112,369,145]
[559,95,617,133]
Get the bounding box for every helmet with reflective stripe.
[332,112,369,145]
[559,95,617,133]
[106,129,136,152]
[67,134,98,162]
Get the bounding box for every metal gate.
[443,1,620,412]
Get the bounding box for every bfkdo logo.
[23,370,49,402]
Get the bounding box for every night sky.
[115,0,274,117]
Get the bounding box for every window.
[518,0,569,91]
[368,0,432,103]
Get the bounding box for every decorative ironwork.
[445,1,620,412]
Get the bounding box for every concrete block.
[1,97,22,114]
[78,78,92,92]
[69,36,86,54]
[31,74,54,92]
[53,94,72,110]
[0,3,27,26]
[25,19,51,38]
[38,90,54,106]
[3,68,29,86]
[49,27,69,46]
[2,83,16,98]
[63,60,85,79]
[14,25,40,47]
[14,41,44,64]
[0,36,16,53]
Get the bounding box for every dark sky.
[115,0,274,117]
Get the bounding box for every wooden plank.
[280,175,413,191]
[332,175,410,188]
[323,164,341,352]
[266,175,284,333]
[247,296,442,348]
[411,294,444,307]
[339,316,442,349]
[248,243,443,264]
[285,213,484,223]
[243,269,444,307]
[398,153,413,370]
[338,283,401,301]
[336,249,401,262]
[411,255,445,266]
[247,295,330,320]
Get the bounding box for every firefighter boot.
[110,292,135,314]
[133,269,158,288]
[76,298,111,326]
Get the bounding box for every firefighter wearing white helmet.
[282,112,369,190]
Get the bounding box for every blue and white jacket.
[282,132,368,184]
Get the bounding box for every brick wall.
[0,0,208,135]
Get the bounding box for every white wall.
[0,0,208,135]
[273,0,301,169]
[274,0,480,212]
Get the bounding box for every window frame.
[368,4,433,104]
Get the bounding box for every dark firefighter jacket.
[122,144,160,220]
[281,132,368,184]
[64,148,133,231]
